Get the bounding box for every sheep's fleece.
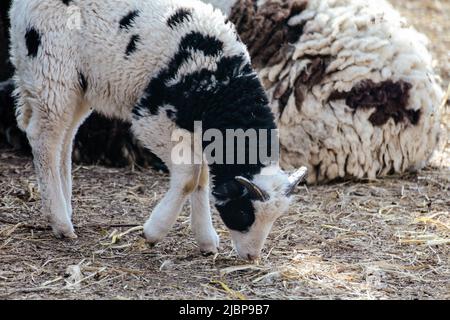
[204,0,444,183]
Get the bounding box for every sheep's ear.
[285,167,308,196]
[235,176,269,202]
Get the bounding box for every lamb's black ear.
[212,180,245,201]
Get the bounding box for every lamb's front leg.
[143,165,198,245]
[190,164,219,256]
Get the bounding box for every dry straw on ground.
[0,0,449,299]
[0,150,448,299]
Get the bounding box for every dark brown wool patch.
[329,80,419,126]
[273,55,332,116]
[297,55,333,88]
[229,0,309,69]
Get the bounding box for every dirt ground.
[0,0,449,300]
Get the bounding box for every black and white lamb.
[9,0,307,260]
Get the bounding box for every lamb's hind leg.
[60,102,92,218]
[21,80,82,239]
[27,113,75,238]
[190,164,219,255]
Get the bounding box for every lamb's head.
[213,166,307,261]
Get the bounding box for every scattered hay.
[0,148,448,299]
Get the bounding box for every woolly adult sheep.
[203,0,444,184]
[10,0,307,261]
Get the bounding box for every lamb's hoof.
[51,223,77,239]
[143,232,163,247]
[53,228,78,239]
[198,233,220,257]
[66,232,78,239]
[143,221,168,246]
[146,241,158,248]
[201,248,219,257]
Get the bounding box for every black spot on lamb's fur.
[79,72,88,92]
[167,8,193,29]
[133,32,224,116]
[25,28,41,58]
[329,80,418,126]
[179,32,224,57]
[125,34,140,57]
[133,33,276,225]
[119,10,140,30]
[62,0,72,5]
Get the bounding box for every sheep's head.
[213,166,307,261]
